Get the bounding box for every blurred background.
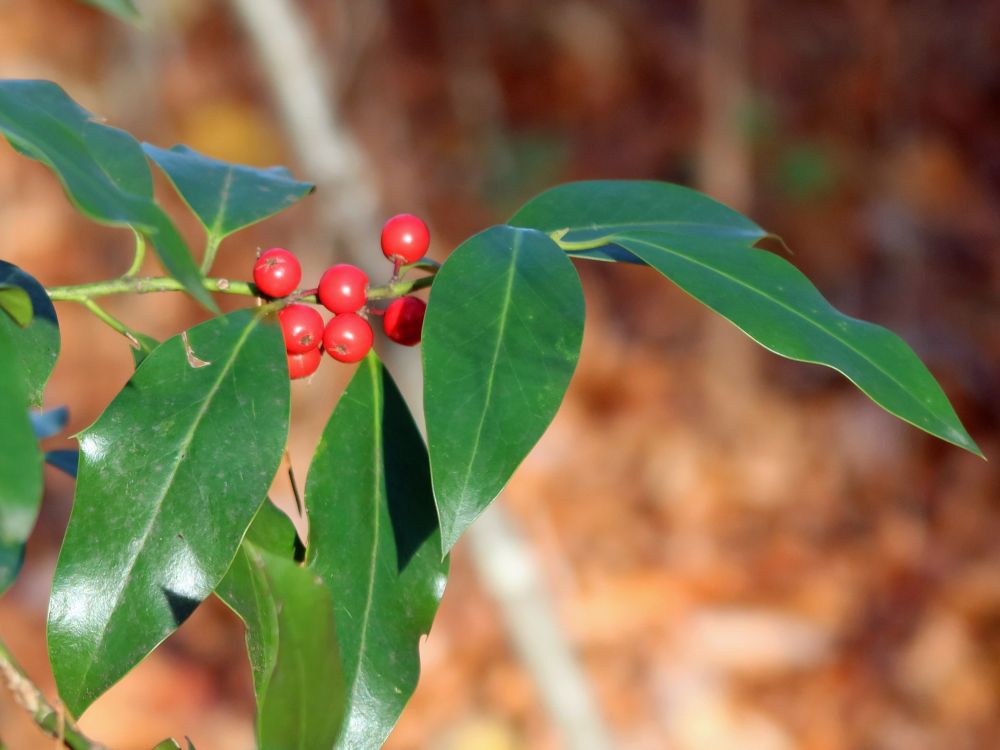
[1,0,998,748]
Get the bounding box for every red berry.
[380,214,430,264]
[254,248,301,298]
[287,347,322,380]
[278,303,324,354]
[318,264,368,314]
[323,313,373,363]
[382,296,426,346]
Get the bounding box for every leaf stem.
[80,299,134,342]
[123,231,146,278]
[0,638,107,750]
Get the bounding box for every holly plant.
[0,78,981,750]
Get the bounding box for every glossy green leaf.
[0,81,214,311]
[0,327,44,595]
[306,354,448,749]
[509,179,768,263]
[142,144,315,245]
[48,309,290,716]
[79,0,140,22]
[129,330,160,369]
[0,261,59,406]
[423,226,585,552]
[0,284,31,327]
[612,231,981,456]
[218,501,345,750]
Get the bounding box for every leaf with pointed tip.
[611,231,981,456]
[142,144,315,246]
[218,501,345,750]
[0,327,43,595]
[0,261,59,406]
[509,179,768,263]
[79,0,140,22]
[129,330,160,369]
[306,354,448,750]
[0,81,214,310]
[47,309,289,716]
[423,226,585,552]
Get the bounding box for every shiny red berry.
[382,296,426,346]
[323,313,373,363]
[318,264,368,314]
[287,347,322,380]
[253,248,301,298]
[380,214,430,264]
[278,303,324,354]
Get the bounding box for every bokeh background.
[1,1,998,748]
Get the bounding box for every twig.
[0,638,106,750]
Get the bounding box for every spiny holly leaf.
[218,501,345,750]
[0,326,44,595]
[612,231,981,456]
[0,261,59,406]
[0,284,31,327]
[142,144,315,247]
[78,0,140,22]
[0,81,214,311]
[509,179,768,263]
[423,226,585,552]
[306,354,448,750]
[48,309,289,717]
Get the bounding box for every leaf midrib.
[348,355,384,700]
[451,232,521,528]
[73,314,260,701]
[616,234,952,434]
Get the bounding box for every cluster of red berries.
[252,214,430,380]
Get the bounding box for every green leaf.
[510,180,978,454]
[47,309,290,716]
[509,179,768,263]
[0,81,214,311]
[612,231,982,456]
[0,326,44,595]
[142,144,315,245]
[423,226,585,552]
[129,330,160,369]
[218,501,345,750]
[0,261,59,406]
[0,284,31,327]
[306,354,449,749]
[78,0,140,22]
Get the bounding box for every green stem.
[81,299,133,340]
[47,273,434,305]
[0,638,106,750]
[47,276,257,302]
[201,235,222,275]
[123,231,146,278]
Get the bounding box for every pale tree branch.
[0,638,106,750]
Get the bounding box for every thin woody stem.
[0,638,106,750]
